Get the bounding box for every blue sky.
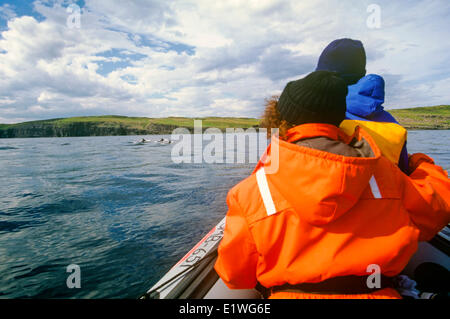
[0,0,449,123]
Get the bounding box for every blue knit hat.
[316,38,366,85]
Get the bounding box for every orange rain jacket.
[214,123,450,299]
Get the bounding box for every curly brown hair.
[260,95,293,139]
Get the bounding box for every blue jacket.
[346,74,409,173]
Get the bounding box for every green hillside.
[389,105,449,129]
[0,105,448,138]
[0,115,260,138]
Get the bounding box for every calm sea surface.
[0,130,449,298]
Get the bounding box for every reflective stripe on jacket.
[214,123,450,295]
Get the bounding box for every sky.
[0,0,449,123]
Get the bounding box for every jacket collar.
[253,123,365,174]
[285,123,355,144]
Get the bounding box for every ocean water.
[0,130,449,298]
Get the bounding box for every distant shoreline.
[0,105,448,138]
[389,105,449,130]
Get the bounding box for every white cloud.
[0,4,16,21]
[0,0,449,123]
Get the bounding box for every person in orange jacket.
[214,70,450,299]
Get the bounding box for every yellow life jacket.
[340,119,407,165]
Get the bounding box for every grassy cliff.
[0,105,448,138]
[0,115,260,138]
[389,105,449,130]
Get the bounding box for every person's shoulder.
[228,173,258,200]
[227,173,264,216]
[369,110,399,124]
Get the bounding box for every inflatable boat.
[141,219,449,299]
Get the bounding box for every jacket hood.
[346,74,385,119]
[256,124,381,226]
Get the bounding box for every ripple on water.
[0,131,448,298]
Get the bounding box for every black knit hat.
[277,70,348,126]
